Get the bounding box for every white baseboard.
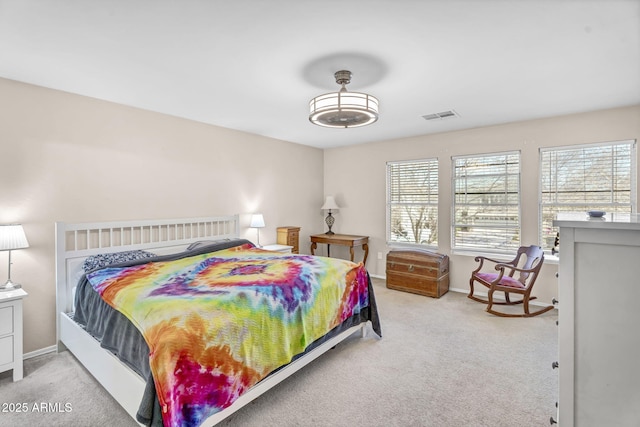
[373,274,555,310]
[23,345,57,360]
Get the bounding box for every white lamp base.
[0,279,22,291]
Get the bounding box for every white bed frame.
[55,215,367,426]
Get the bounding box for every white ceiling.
[1,0,638,149]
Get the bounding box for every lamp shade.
[309,70,378,128]
[0,224,29,251]
[309,91,379,128]
[321,196,340,210]
[250,214,265,228]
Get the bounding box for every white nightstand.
[262,244,294,254]
[0,288,27,381]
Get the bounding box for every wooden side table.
[310,234,369,265]
[0,288,28,381]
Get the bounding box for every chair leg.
[468,278,490,303]
[485,291,525,306]
[486,288,496,313]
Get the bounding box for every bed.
[55,215,381,427]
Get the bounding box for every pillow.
[185,239,254,254]
[186,239,231,251]
[82,250,156,272]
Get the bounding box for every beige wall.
[323,105,640,305]
[0,78,324,353]
[2,74,638,354]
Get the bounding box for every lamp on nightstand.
[0,224,29,291]
[250,214,265,248]
[321,196,340,235]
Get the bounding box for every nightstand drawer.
[0,306,14,336]
[0,336,14,365]
[277,227,300,254]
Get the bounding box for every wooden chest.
[386,250,450,298]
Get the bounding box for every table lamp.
[321,196,340,235]
[0,224,29,291]
[250,214,265,247]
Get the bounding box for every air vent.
[422,110,460,121]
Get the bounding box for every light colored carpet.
[0,278,558,426]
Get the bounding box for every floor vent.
[422,110,459,121]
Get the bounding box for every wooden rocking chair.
[468,245,553,318]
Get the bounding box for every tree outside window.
[452,151,521,253]
[540,140,636,251]
[387,159,438,246]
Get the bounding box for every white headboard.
[55,215,240,343]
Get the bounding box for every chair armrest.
[472,255,515,274]
[496,264,536,273]
[493,263,539,282]
[494,263,536,274]
[475,255,505,264]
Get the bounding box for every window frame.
[538,139,637,253]
[451,150,522,255]
[386,158,439,249]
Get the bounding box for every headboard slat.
[55,215,240,347]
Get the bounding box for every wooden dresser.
[277,226,300,254]
[386,249,449,298]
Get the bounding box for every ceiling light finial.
[309,70,379,128]
[335,70,351,85]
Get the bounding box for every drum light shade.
[309,70,378,128]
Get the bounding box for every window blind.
[386,159,439,246]
[452,151,521,253]
[539,140,636,250]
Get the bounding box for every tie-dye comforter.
[86,242,376,427]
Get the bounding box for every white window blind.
[539,140,636,250]
[386,159,438,246]
[452,151,521,253]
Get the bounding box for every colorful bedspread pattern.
[86,243,370,427]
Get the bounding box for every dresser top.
[553,212,640,231]
[0,287,28,302]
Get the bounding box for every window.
[540,140,636,250]
[452,151,521,253]
[386,159,438,246]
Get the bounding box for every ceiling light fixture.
[309,70,379,128]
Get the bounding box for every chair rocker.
[468,245,553,318]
